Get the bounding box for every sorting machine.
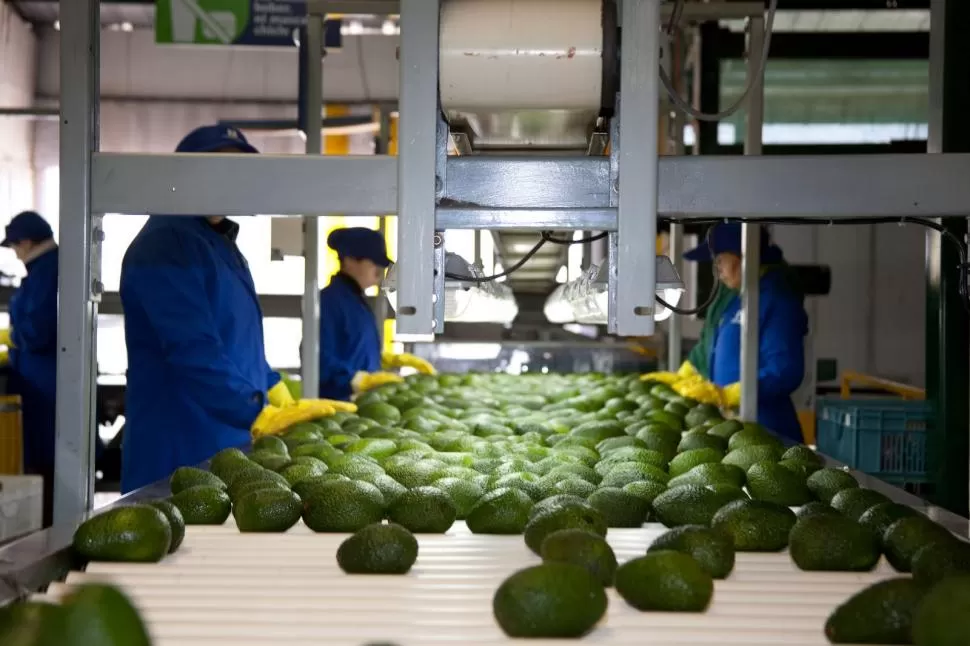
[3,1,970,644]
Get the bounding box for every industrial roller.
[439,0,618,151]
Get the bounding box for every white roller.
[439,0,609,149]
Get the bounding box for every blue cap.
[2,211,54,247]
[684,222,770,262]
[175,125,259,154]
[327,227,392,267]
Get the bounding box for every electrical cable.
[660,0,779,122]
[445,231,608,283]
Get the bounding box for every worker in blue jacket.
[319,227,435,401]
[120,125,342,493]
[0,211,59,524]
[683,222,808,442]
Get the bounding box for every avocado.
[0,601,66,646]
[252,434,289,455]
[707,419,744,439]
[594,447,667,474]
[912,575,970,646]
[357,401,402,425]
[279,460,329,486]
[170,485,232,525]
[727,428,783,452]
[466,487,535,534]
[615,551,713,612]
[431,477,484,519]
[652,484,746,528]
[780,444,824,465]
[883,515,956,572]
[721,444,782,472]
[778,459,822,479]
[911,540,970,586]
[387,486,457,533]
[61,584,151,646]
[336,522,419,574]
[806,467,859,502]
[170,466,226,495]
[524,503,608,554]
[596,436,648,455]
[540,528,617,586]
[302,479,386,532]
[146,499,185,553]
[227,478,290,505]
[668,448,724,478]
[789,514,880,571]
[824,578,925,644]
[362,473,409,507]
[493,563,608,638]
[587,487,651,528]
[685,403,721,429]
[569,420,625,443]
[745,461,813,506]
[73,505,172,562]
[648,525,735,579]
[795,501,840,520]
[858,502,919,540]
[248,450,292,471]
[599,462,669,488]
[634,425,681,462]
[550,478,597,498]
[289,473,349,498]
[621,479,668,505]
[668,462,746,490]
[676,432,727,455]
[226,468,290,501]
[711,498,796,551]
[232,488,303,532]
[529,494,587,520]
[208,447,250,481]
[830,488,890,521]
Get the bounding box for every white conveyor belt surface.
[37,520,902,646]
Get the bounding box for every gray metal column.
[301,13,323,394]
[396,0,440,338]
[55,0,100,523]
[739,16,765,421]
[373,108,392,347]
[615,0,661,337]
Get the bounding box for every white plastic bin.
[0,475,43,542]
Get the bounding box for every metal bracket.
[433,231,446,334]
[89,214,104,304]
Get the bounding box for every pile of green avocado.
[58,372,970,643]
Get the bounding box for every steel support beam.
[926,0,970,517]
[740,17,765,422]
[92,152,970,221]
[718,30,929,61]
[55,0,99,524]
[300,15,323,397]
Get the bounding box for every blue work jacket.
[318,273,381,401]
[119,217,278,492]
[710,267,808,443]
[9,246,58,473]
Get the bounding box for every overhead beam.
[719,30,929,60]
[92,152,970,221]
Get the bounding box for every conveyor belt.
[35,519,901,646]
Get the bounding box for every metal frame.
[55,0,970,521]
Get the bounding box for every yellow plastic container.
[0,395,23,474]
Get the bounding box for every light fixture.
[543,283,573,324]
[550,255,685,326]
[555,265,568,283]
[381,19,398,35]
[384,252,518,325]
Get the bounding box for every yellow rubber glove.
[722,382,742,409]
[0,350,8,367]
[251,400,337,439]
[382,351,436,375]
[677,361,699,379]
[352,371,404,394]
[297,398,358,414]
[267,380,297,408]
[0,328,13,348]
[640,371,679,385]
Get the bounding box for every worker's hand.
[251,400,337,438]
[352,371,404,394]
[676,361,699,380]
[296,398,358,414]
[673,375,726,408]
[722,382,742,409]
[0,350,8,367]
[0,328,13,348]
[639,371,679,385]
[382,351,436,375]
[267,380,297,408]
